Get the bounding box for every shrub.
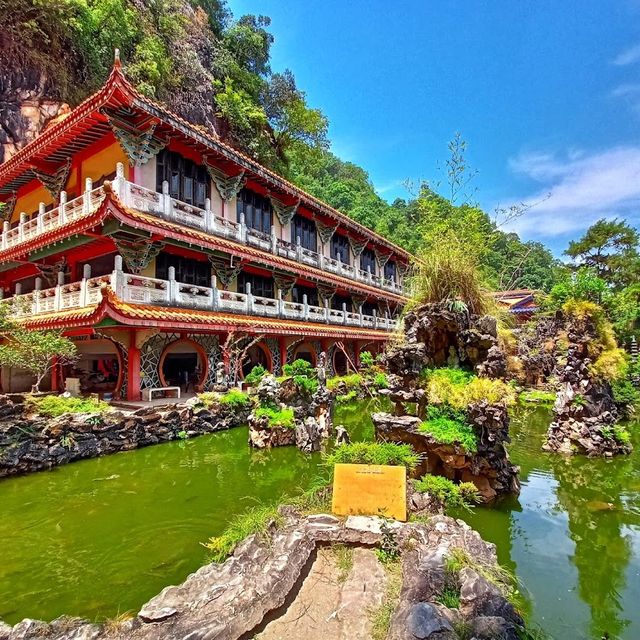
[217,389,251,410]
[611,379,640,408]
[25,394,109,418]
[336,390,357,404]
[327,373,364,391]
[283,358,315,378]
[419,416,478,453]
[325,442,420,470]
[590,348,628,382]
[373,372,389,389]
[244,365,267,386]
[359,350,375,369]
[203,504,283,563]
[254,406,295,429]
[520,390,556,405]
[413,475,478,511]
[293,375,318,396]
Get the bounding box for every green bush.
[218,389,251,410]
[25,395,109,418]
[419,416,478,453]
[373,372,389,389]
[359,351,375,368]
[203,504,283,563]
[325,442,420,470]
[413,475,478,511]
[327,373,364,391]
[254,406,295,429]
[611,379,640,408]
[336,390,357,404]
[293,375,318,396]
[283,358,315,378]
[244,365,267,386]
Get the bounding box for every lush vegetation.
[25,394,109,418]
[244,365,267,386]
[282,358,318,396]
[199,389,251,410]
[519,390,557,405]
[413,475,478,511]
[419,413,478,453]
[327,373,364,391]
[325,442,420,471]
[254,406,295,429]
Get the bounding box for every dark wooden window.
[238,272,274,298]
[292,284,318,306]
[156,149,209,208]
[156,252,210,287]
[291,214,317,252]
[330,234,351,265]
[384,261,397,282]
[360,248,376,275]
[332,294,352,312]
[237,188,272,234]
[362,301,377,316]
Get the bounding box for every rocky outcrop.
[373,404,520,502]
[386,303,506,380]
[0,514,528,640]
[0,394,249,479]
[544,315,632,457]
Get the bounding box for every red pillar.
[354,342,360,370]
[51,356,60,392]
[127,331,141,401]
[279,337,287,373]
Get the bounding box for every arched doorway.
[64,338,122,397]
[333,348,349,375]
[241,343,272,378]
[293,342,317,366]
[160,339,206,392]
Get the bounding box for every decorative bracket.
[31,158,71,200]
[206,165,246,202]
[113,239,165,274]
[0,192,17,222]
[269,194,299,226]
[316,220,339,245]
[397,261,411,278]
[104,110,168,166]
[273,273,296,297]
[348,236,368,259]
[209,256,244,289]
[375,249,391,270]
[36,258,69,287]
[351,294,367,310]
[317,284,336,303]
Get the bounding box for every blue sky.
[229,1,640,254]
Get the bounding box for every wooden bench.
[145,386,181,401]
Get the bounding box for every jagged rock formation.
[384,302,507,381]
[0,514,527,640]
[373,404,520,502]
[248,374,333,451]
[544,313,631,456]
[0,394,249,479]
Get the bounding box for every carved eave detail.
[273,273,296,297]
[209,256,244,289]
[207,164,246,202]
[348,236,368,259]
[0,192,17,222]
[113,239,165,274]
[316,220,339,245]
[317,284,336,303]
[31,158,71,200]
[374,249,391,270]
[269,194,299,226]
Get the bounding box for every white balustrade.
[2,162,407,295]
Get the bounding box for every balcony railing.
[0,164,406,296]
[6,257,398,332]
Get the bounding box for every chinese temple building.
[493,289,540,323]
[0,56,411,399]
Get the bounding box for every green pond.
[1,401,639,640]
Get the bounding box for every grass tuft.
[25,394,110,418]
[418,417,478,453]
[413,475,478,511]
[325,442,420,470]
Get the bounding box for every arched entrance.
[333,347,349,376]
[241,343,272,378]
[159,339,207,392]
[64,338,122,397]
[292,342,317,366]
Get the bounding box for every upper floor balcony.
[1,164,408,297]
[5,256,398,332]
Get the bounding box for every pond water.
[0,401,639,640]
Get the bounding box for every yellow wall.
[11,185,53,223]
[81,141,128,184]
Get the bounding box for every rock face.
[0,514,527,640]
[386,303,506,380]
[0,394,249,479]
[544,314,632,457]
[373,405,520,502]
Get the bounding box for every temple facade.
[0,57,410,400]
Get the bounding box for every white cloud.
[613,43,640,65]
[610,83,640,117]
[500,147,640,240]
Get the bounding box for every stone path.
[255,546,387,640]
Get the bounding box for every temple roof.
[0,57,413,262]
[493,289,540,313]
[19,285,391,340]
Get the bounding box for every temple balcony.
[1,164,407,297]
[6,256,398,332]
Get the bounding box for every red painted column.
[50,356,60,392]
[127,331,141,401]
[279,337,287,373]
[353,342,360,370]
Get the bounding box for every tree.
[565,218,639,287]
[0,306,77,392]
